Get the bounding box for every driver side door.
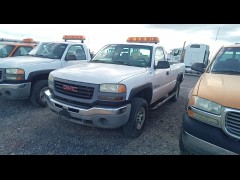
[151,47,171,103]
[61,44,89,67]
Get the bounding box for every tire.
[30,80,48,107]
[170,81,180,102]
[122,98,148,138]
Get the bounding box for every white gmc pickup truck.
[0,35,91,107]
[44,37,185,137]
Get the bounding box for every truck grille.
[225,111,240,138]
[54,80,94,99]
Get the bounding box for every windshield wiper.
[113,60,127,65]
[91,60,109,63]
[112,60,136,66]
[29,54,49,58]
[212,70,240,74]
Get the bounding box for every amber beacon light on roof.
[62,35,86,43]
[127,37,160,44]
[0,37,37,44]
[22,38,34,43]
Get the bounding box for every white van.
[183,44,210,73]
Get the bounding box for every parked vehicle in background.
[0,38,37,58]
[0,35,91,107]
[183,44,210,74]
[168,48,183,64]
[44,37,185,137]
[179,43,240,155]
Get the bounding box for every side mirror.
[155,61,170,69]
[191,62,205,73]
[65,54,77,61]
[173,50,180,56]
[90,53,94,59]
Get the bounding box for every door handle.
[166,71,169,75]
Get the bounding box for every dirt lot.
[0,75,199,155]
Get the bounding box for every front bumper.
[44,90,131,129]
[0,82,31,99]
[181,113,240,155]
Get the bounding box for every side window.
[65,45,86,61]
[154,48,165,66]
[13,46,33,57]
[0,45,15,58]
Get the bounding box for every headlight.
[100,84,126,93]
[6,68,24,75]
[192,96,222,115]
[48,74,54,82]
[5,68,25,80]
[48,74,54,89]
[187,96,222,127]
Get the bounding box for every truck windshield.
[208,47,240,75]
[0,44,14,58]
[28,43,67,59]
[91,44,153,67]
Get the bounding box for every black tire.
[30,80,48,107]
[122,98,148,138]
[179,129,190,155]
[170,81,180,102]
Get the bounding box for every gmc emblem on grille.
[63,85,78,92]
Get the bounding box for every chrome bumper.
[0,82,31,99]
[44,90,131,129]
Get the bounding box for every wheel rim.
[40,87,49,103]
[136,107,146,130]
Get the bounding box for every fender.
[128,83,152,100]
[27,69,56,81]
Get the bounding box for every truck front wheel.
[122,98,148,138]
[30,80,48,107]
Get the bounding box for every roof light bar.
[127,37,160,44]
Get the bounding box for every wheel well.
[31,74,49,85]
[134,88,152,105]
[178,73,184,83]
[30,74,49,95]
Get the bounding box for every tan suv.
[179,44,240,155]
[0,38,37,58]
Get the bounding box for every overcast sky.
[0,24,239,58]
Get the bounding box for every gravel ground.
[0,75,199,155]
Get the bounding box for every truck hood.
[0,56,55,68]
[52,62,148,84]
[196,73,240,109]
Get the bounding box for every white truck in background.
[183,43,210,74]
[44,36,185,137]
[0,35,91,107]
[168,48,183,64]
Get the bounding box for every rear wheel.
[122,98,148,138]
[30,80,48,107]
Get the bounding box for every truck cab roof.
[40,41,85,45]
[0,38,37,58]
[105,42,164,48]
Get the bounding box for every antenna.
[180,41,186,63]
[215,27,220,41]
[210,27,221,59]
